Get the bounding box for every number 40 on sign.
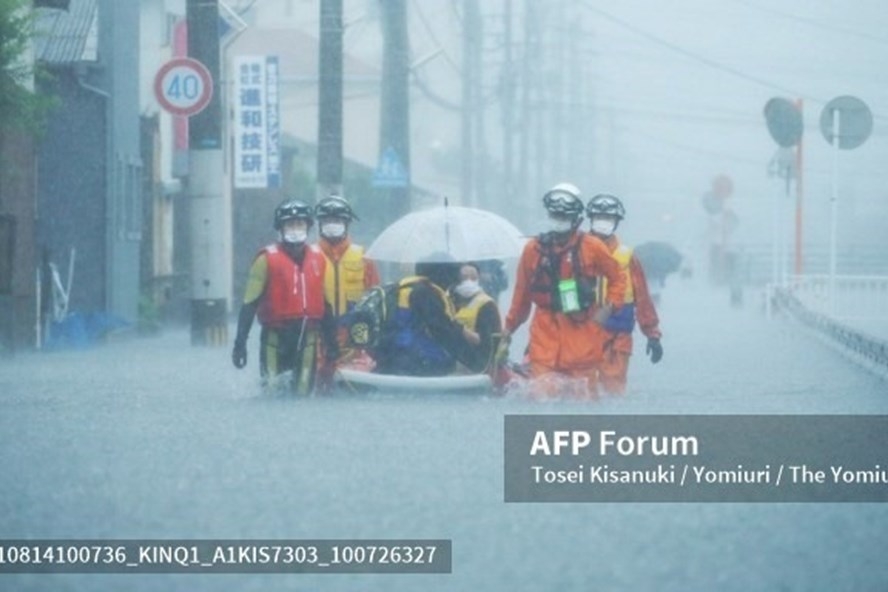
[153,57,214,117]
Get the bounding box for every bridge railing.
[769,275,888,380]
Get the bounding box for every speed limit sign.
[153,57,213,117]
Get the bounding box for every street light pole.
[828,109,840,316]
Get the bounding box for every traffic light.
[763,98,803,147]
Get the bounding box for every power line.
[724,0,888,47]
[612,123,772,168]
[411,0,462,75]
[578,1,828,105]
[595,103,760,125]
[610,121,885,179]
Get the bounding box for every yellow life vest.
[454,293,494,332]
[397,276,455,317]
[323,244,367,317]
[598,244,634,304]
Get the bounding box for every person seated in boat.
[374,255,473,377]
[450,262,503,374]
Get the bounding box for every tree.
[0,0,54,136]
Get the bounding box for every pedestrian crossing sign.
[372,146,409,188]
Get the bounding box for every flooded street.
[5,1,887,590]
[2,282,887,591]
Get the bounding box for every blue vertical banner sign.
[265,56,281,189]
[233,55,281,189]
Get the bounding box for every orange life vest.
[257,244,327,327]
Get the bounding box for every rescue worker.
[374,256,471,377]
[450,263,503,374]
[503,183,626,397]
[231,199,339,394]
[585,194,663,395]
[315,194,381,361]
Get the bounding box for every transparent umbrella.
[365,205,526,262]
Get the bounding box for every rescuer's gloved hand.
[232,340,248,369]
[493,332,511,366]
[646,338,663,364]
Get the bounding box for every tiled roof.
[33,0,98,65]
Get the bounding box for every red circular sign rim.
[153,57,214,117]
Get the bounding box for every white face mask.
[321,222,347,239]
[455,279,481,299]
[282,229,308,244]
[590,218,617,237]
[549,218,574,234]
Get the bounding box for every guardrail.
[735,244,888,286]
[781,274,888,322]
[771,279,888,380]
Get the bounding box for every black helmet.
[315,194,358,221]
[585,193,626,220]
[274,199,314,230]
[542,182,584,219]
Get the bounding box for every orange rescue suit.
[505,232,626,371]
[597,234,662,394]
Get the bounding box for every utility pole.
[379,0,410,219]
[187,0,230,346]
[794,99,804,275]
[470,2,487,207]
[517,0,536,224]
[501,0,514,205]
[460,0,481,206]
[567,9,585,187]
[317,0,343,200]
[550,0,565,178]
[531,5,545,202]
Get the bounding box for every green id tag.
[558,278,580,313]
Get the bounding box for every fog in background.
[4,3,888,591]
[240,0,887,274]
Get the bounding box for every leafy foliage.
[0,0,55,136]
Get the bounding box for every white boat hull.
[335,367,492,393]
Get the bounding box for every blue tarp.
[44,311,129,350]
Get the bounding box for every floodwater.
[1,279,887,591]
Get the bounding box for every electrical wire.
[411,0,462,75]
[578,1,828,105]
[723,0,888,47]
